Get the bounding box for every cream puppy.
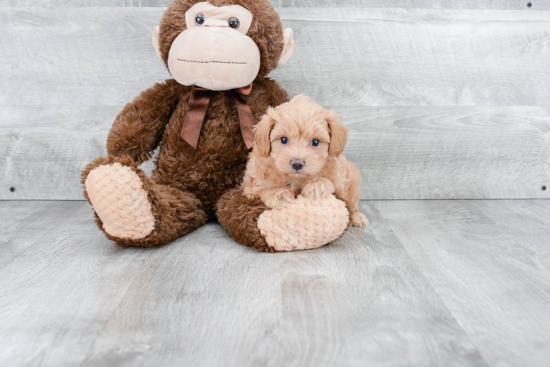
[242,95,369,227]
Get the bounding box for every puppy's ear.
[253,109,278,157]
[327,111,349,157]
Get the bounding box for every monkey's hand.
[260,187,295,209]
[302,178,335,200]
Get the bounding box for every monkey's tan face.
[164,2,260,90]
[153,1,294,91]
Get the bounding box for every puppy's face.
[253,95,349,179]
[269,116,330,178]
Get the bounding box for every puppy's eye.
[228,17,240,29]
[311,139,320,147]
[280,137,289,145]
[195,14,205,25]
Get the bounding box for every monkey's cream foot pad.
[85,163,155,240]
[257,195,349,251]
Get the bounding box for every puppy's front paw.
[351,212,369,227]
[302,178,335,199]
[261,188,294,209]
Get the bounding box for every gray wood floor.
[1,200,549,367]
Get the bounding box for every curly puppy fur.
[81,0,290,249]
[242,95,369,228]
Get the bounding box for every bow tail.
[231,90,255,149]
[181,90,212,149]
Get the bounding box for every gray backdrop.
[1,0,549,200]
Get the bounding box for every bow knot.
[181,84,255,150]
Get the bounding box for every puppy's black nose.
[291,159,304,171]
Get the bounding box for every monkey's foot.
[85,162,155,240]
[257,194,349,252]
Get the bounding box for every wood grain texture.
[374,200,550,367]
[3,199,550,366]
[339,106,550,200]
[274,8,550,106]
[0,200,488,367]
[2,106,549,200]
[278,0,550,9]
[1,106,114,201]
[2,7,550,200]
[0,8,169,107]
[2,8,550,107]
[2,0,549,9]
[0,104,154,200]
[0,0,172,6]
[0,201,76,269]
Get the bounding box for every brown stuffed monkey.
[81,0,350,252]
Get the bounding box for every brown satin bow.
[181,84,255,150]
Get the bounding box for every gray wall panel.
[1,7,549,200]
[2,106,548,200]
[2,0,550,9]
[2,8,550,107]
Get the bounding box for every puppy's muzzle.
[291,159,305,171]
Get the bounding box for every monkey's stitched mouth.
[177,59,247,65]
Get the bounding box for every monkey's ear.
[152,26,163,61]
[327,111,349,157]
[278,28,294,65]
[253,111,278,157]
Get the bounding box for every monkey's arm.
[107,79,181,164]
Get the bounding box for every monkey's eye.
[195,13,205,25]
[311,139,320,147]
[280,137,289,145]
[228,17,240,29]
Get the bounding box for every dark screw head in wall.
[543,185,547,191]
[527,2,532,7]
[10,187,16,192]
